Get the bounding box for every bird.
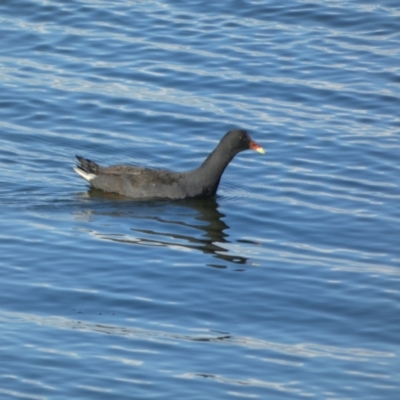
[74,129,264,200]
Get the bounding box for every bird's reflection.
[75,189,251,268]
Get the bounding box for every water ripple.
[1,0,400,398]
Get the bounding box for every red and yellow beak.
[250,140,265,154]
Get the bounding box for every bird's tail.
[74,156,99,182]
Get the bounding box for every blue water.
[1,0,400,399]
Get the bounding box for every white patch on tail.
[74,167,96,182]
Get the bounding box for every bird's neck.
[201,145,234,172]
[193,146,235,194]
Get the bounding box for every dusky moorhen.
[74,129,264,199]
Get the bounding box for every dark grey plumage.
[74,129,264,199]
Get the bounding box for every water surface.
[1,0,400,399]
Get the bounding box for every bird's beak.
[250,140,265,154]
